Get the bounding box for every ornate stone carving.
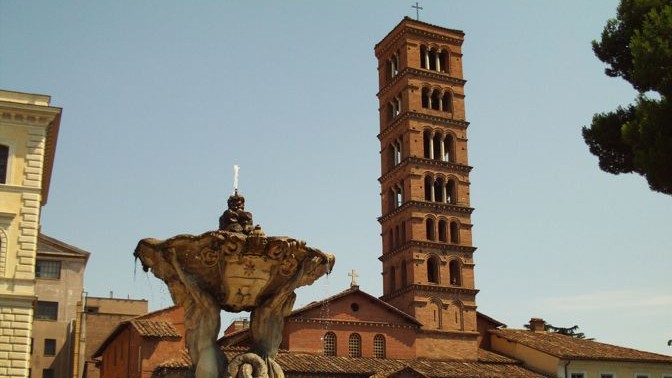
[134,194,335,378]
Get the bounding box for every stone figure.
[219,192,254,234]
[135,193,334,378]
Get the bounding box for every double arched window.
[426,217,460,244]
[419,45,449,73]
[423,131,454,162]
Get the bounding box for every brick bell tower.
[375,18,479,359]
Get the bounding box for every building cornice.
[288,318,419,330]
[379,241,477,262]
[375,18,464,58]
[378,201,474,223]
[379,157,472,184]
[381,283,478,302]
[377,67,466,98]
[379,112,469,140]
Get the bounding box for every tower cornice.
[377,67,466,98]
[380,284,478,302]
[375,17,464,58]
[379,112,469,140]
[378,157,472,184]
[378,241,476,262]
[378,201,474,224]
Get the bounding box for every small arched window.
[420,45,427,69]
[434,178,444,202]
[449,260,462,286]
[0,145,9,184]
[389,266,396,292]
[450,222,459,244]
[431,90,441,110]
[425,218,435,241]
[443,135,453,162]
[438,220,447,242]
[421,88,430,108]
[373,334,386,358]
[401,260,408,287]
[323,332,336,356]
[446,180,456,204]
[423,130,432,158]
[424,176,433,201]
[348,333,361,358]
[427,256,440,284]
[442,92,452,113]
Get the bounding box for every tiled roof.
[215,349,547,378]
[491,329,672,363]
[155,350,192,370]
[476,348,518,364]
[130,320,181,338]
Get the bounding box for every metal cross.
[412,2,423,21]
[348,269,359,287]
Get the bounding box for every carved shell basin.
[134,230,335,313]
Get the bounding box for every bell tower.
[375,18,479,359]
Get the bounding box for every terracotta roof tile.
[491,329,672,363]
[217,349,547,378]
[130,320,181,338]
[155,350,192,370]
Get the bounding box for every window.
[36,260,61,279]
[42,369,55,378]
[450,221,459,243]
[0,144,8,184]
[600,374,614,378]
[389,266,396,292]
[570,373,585,378]
[446,180,456,204]
[425,218,435,241]
[373,334,386,358]
[85,306,99,313]
[400,260,407,287]
[634,375,649,378]
[427,256,440,284]
[35,301,58,321]
[44,339,56,356]
[438,220,447,242]
[449,260,461,286]
[348,333,361,357]
[323,332,336,356]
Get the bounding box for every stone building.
[31,233,89,378]
[0,89,61,378]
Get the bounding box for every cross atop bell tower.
[374,17,479,360]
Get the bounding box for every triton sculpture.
[134,185,334,378]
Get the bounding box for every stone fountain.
[134,190,335,378]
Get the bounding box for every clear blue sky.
[1,1,670,354]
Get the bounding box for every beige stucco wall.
[0,90,61,378]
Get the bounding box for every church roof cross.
[412,2,423,21]
[348,269,359,288]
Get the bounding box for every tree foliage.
[583,0,672,194]
[523,322,589,339]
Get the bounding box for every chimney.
[529,317,546,332]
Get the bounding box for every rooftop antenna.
[412,2,423,21]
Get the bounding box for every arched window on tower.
[444,134,454,162]
[396,181,403,208]
[442,92,452,113]
[389,266,396,292]
[423,131,431,158]
[425,218,435,241]
[424,176,433,201]
[388,188,396,213]
[428,48,437,71]
[401,260,407,287]
[0,145,9,184]
[439,50,449,73]
[438,220,447,242]
[348,333,361,358]
[432,133,442,161]
[450,221,459,244]
[401,221,406,244]
[430,299,443,329]
[446,180,456,204]
[373,334,386,358]
[431,90,441,110]
[323,332,336,356]
[420,45,427,69]
[433,178,444,203]
[449,260,462,286]
[427,256,440,284]
[421,88,430,109]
